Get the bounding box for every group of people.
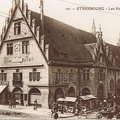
[8,98,21,109]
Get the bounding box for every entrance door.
[82,88,91,96]
[54,88,64,102]
[97,84,105,101]
[68,87,75,97]
[28,88,41,105]
[12,88,23,105]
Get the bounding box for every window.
[98,69,105,81]
[7,43,13,55]
[14,22,21,35]
[13,73,22,81]
[68,69,75,82]
[83,69,90,81]
[29,72,40,81]
[54,69,64,82]
[110,79,114,91]
[0,73,7,81]
[22,41,29,54]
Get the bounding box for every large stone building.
[0,0,120,108]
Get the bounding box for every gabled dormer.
[95,27,108,67]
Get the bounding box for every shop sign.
[4,56,34,63]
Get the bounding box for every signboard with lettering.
[4,56,34,64]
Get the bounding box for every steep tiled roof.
[44,16,96,64]
[29,11,120,67]
[105,43,120,68]
[29,10,97,65]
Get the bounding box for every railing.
[13,80,23,87]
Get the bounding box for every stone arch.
[28,87,41,105]
[54,88,64,102]
[68,87,75,97]
[97,84,105,101]
[82,87,91,96]
[12,87,23,105]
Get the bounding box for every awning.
[80,96,90,100]
[64,97,77,102]
[57,98,65,102]
[0,85,8,93]
[86,95,96,99]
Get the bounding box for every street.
[0,105,118,120]
[0,104,99,119]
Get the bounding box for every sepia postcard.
[0,0,120,119]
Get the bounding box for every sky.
[0,0,120,45]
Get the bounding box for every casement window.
[29,72,40,81]
[0,73,7,81]
[14,22,21,35]
[83,69,90,81]
[54,69,64,82]
[7,43,13,55]
[13,73,22,81]
[98,69,105,81]
[69,69,75,82]
[22,41,29,54]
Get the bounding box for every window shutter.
[20,73,22,81]
[37,72,40,81]
[13,73,15,81]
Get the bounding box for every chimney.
[40,0,44,35]
[92,19,96,36]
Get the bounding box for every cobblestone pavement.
[0,105,104,119]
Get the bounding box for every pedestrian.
[13,98,16,108]
[53,110,58,119]
[18,99,21,106]
[51,102,56,117]
[103,99,107,107]
[60,104,64,114]
[8,99,12,109]
[34,99,38,110]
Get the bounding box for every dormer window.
[14,22,21,35]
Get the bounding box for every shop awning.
[0,85,8,93]
[57,98,65,102]
[86,95,96,99]
[80,96,90,100]
[64,97,77,102]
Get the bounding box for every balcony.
[13,80,23,87]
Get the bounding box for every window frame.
[22,41,29,54]
[13,73,22,81]
[7,43,13,55]
[0,73,7,81]
[29,72,40,81]
[82,69,90,81]
[14,22,21,35]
